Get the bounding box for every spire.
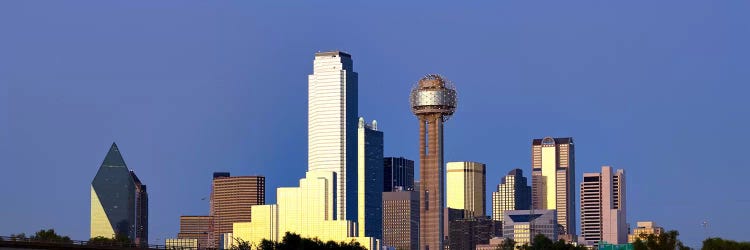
[102,142,126,167]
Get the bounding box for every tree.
[701,237,750,250]
[231,238,253,250]
[632,230,691,250]
[29,229,71,243]
[87,233,132,246]
[497,238,516,250]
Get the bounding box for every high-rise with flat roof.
[177,216,212,249]
[580,166,627,245]
[446,162,486,218]
[492,169,530,221]
[358,117,384,238]
[308,51,359,222]
[210,173,265,248]
[531,137,576,237]
[384,157,415,192]
[382,191,419,250]
[90,143,147,245]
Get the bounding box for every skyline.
[2,1,750,248]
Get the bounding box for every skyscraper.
[177,216,212,249]
[90,143,147,244]
[382,191,419,250]
[580,166,627,245]
[131,171,148,247]
[410,74,458,250]
[446,161,486,218]
[358,117,384,238]
[384,157,415,192]
[492,169,531,221]
[308,51,358,221]
[531,137,576,237]
[210,173,265,248]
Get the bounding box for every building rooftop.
[315,51,351,58]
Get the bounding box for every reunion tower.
[410,74,457,250]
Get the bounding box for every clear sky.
[1,1,748,248]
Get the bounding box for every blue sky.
[1,1,748,247]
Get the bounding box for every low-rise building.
[628,221,664,243]
[502,210,558,245]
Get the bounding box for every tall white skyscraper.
[308,51,358,221]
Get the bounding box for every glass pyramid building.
[90,143,148,246]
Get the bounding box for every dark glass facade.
[90,143,147,244]
[383,157,415,192]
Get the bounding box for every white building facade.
[308,51,358,221]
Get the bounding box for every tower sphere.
[410,74,458,121]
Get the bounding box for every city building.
[475,237,505,250]
[210,173,265,248]
[382,191,419,250]
[446,161,486,218]
[232,170,381,250]
[492,169,531,221]
[177,215,212,249]
[628,221,664,243]
[165,238,198,250]
[503,210,558,245]
[531,137,576,237]
[90,143,148,245]
[233,205,278,244]
[447,217,501,250]
[384,157,415,192]
[358,117,384,238]
[308,51,359,222]
[581,166,627,245]
[443,207,465,244]
[410,74,458,250]
[130,171,148,247]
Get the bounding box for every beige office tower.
[580,166,627,245]
[210,174,265,248]
[308,51,358,222]
[446,162,486,218]
[531,137,576,238]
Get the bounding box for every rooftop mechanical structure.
[410,74,457,250]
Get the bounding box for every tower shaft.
[419,113,444,250]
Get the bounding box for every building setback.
[210,173,265,248]
[90,143,148,246]
[492,169,531,222]
[446,161,486,218]
[308,51,358,222]
[580,166,627,245]
[531,137,576,238]
[384,157,415,192]
[177,215,212,249]
[358,117,384,238]
[382,191,419,250]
